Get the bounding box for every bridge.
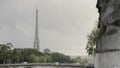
[0,63,94,68]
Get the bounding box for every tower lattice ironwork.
[34,8,40,50]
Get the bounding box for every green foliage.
[86,27,100,56]
[51,52,71,63]
[0,45,73,64]
[72,57,81,63]
[0,45,9,63]
[0,44,91,64]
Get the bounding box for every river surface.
[1,66,82,68]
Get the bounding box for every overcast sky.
[0,0,98,56]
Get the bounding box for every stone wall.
[95,0,120,68]
[96,0,120,52]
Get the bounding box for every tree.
[86,27,100,56]
[72,57,82,63]
[0,44,9,64]
[39,55,52,63]
[0,44,73,63]
[51,52,71,63]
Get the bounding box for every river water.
[1,66,83,68]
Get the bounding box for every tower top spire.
[36,4,38,10]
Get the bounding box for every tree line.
[0,44,88,64]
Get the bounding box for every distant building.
[0,43,14,50]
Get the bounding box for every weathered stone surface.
[95,0,120,68]
[97,0,120,51]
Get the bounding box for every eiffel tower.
[33,8,40,50]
